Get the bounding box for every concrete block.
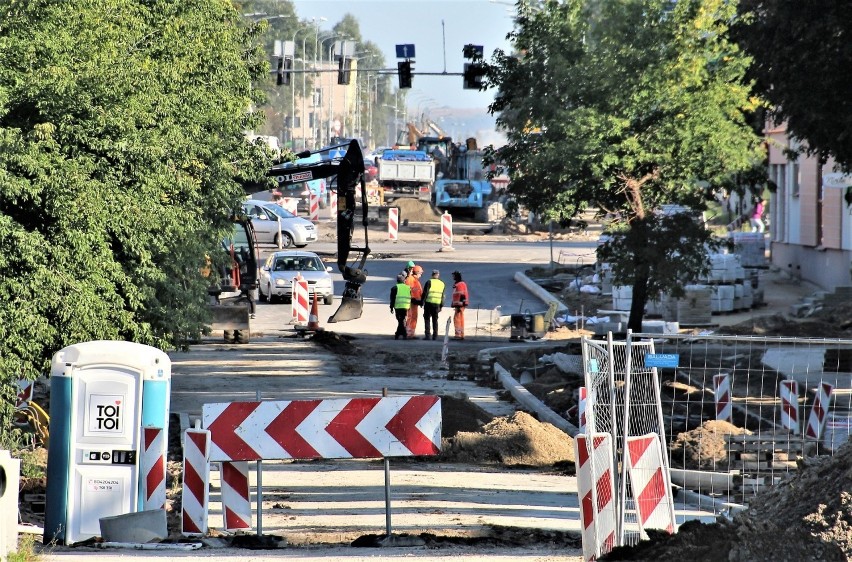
[100,509,167,543]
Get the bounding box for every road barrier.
[779,380,799,433]
[181,426,210,536]
[713,373,732,422]
[388,207,399,241]
[625,434,676,537]
[806,382,833,439]
[440,211,453,251]
[575,433,616,562]
[309,193,319,222]
[291,276,309,325]
[141,427,166,511]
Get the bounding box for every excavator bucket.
[327,288,363,323]
[328,267,367,323]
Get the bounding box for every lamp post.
[290,26,309,147]
[316,33,337,147]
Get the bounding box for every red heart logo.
[115,400,122,406]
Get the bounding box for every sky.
[291,0,516,119]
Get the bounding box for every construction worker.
[405,265,424,338]
[422,269,445,340]
[451,270,469,340]
[390,274,411,340]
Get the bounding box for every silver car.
[258,250,335,305]
[242,199,316,247]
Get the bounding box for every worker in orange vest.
[451,270,468,340]
[405,265,424,338]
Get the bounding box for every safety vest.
[425,279,445,304]
[452,281,468,307]
[394,283,411,309]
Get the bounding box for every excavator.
[267,139,370,323]
[207,140,369,342]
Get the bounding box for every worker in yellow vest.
[390,274,411,340]
[422,269,445,340]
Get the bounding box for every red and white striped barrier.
[281,197,298,215]
[204,396,441,461]
[15,379,33,409]
[574,433,616,562]
[309,192,319,222]
[780,379,799,433]
[440,211,453,250]
[328,191,337,221]
[713,373,732,422]
[182,427,211,536]
[626,433,676,538]
[141,427,166,511]
[578,387,588,433]
[220,461,252,532]
[388,207,399,241]
[806,382,833,439]
[291,276,309,324]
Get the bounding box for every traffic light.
[398,60,413,89]
[337,57,352,85]
[463,62,485,90]
[276,56,292,86]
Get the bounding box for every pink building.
[766,121,852,291]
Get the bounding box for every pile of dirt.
[393,198,441,223]
[441,411,575,467]
[603,439,852,561]
[669,420,751,470]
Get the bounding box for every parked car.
[258,250,335,305]
[242,199,317,247]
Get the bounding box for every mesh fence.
[625,333,852,507]
[581,334,674,548]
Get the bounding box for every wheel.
[235,329,250,344]
[275,232,294,248]
[324,295,334,305]
[223,330,235,343]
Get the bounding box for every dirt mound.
[603,439,852,561]
[669,420,751,470]
[441,411,575,467]
[718,299,852,338]
[394,198,440,223]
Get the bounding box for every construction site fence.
[585,332,852,515]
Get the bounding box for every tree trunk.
[628,269,649,333]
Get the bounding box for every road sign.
[203,396,442,462]
[395,44,415,59]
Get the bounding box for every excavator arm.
[267,140,369,322]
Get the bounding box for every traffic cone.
[307,293,322,331]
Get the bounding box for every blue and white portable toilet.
[44,341,170,545]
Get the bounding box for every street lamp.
[290,26,310,148]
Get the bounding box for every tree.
[488,0,763,331]
[734,1,852,170]
[0,0,270,441]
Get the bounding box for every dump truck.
[376,149,435,203]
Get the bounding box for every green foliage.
[489,0,762,329]
[0,1,271,440]
[734,1,852,170]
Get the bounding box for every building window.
[790,162,799,197]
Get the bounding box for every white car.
[242,199,316,247]
[258,250,335,305]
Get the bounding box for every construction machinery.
[207,218,259,343]
[432,138,500,222]
[267,139,370,323]
[376,149,435,203]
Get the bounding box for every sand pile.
[441,411,575,467]
[669,419,751,470]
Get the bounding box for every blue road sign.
[395,44,415,59]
